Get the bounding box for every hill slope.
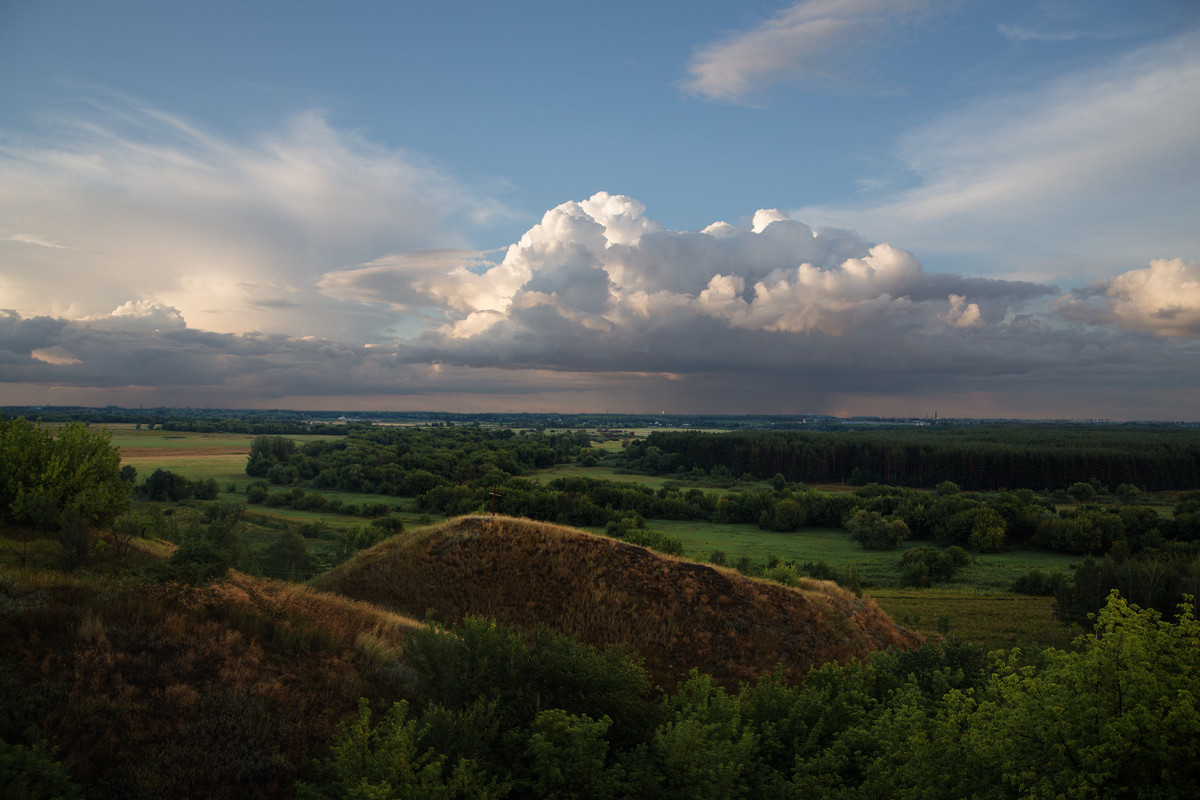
[0,564,419,799]
[315,515,921,688]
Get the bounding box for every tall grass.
[316,515,919,690]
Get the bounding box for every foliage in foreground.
[299,594,1199,800]
[0,417,130,566]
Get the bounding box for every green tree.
[900,546,970,587]
[1,418,130,565]
[260,530,315,581]
[652,671,759,800]
[519,709,619,800]
[296,699,506,800]
[845,508,909,550]
[0,737,82,800]
[972,593,1200,798]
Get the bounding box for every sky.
[2,0,1199,419]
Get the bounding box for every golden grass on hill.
[314,515,921,690]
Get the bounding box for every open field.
[100,426,1095,651]
[107,426,345,486]
[531,463,669,487]
[648,518,1077,591]
[868,588,1074,651]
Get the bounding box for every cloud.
[796,29,1200,281]
[1062,258,1200,337]
[0,96,508,339]
[996,24,1106,43]
[3,191,1198,419]
[377,193,1064,379]
[682,0,946,102]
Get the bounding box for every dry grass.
[315,515,920,690]
[0,561,424,799]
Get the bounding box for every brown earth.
[118,445,249,458]
[315,515,922,690]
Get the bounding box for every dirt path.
[118,446,249,459]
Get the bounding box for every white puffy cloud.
[940,295,983,329]
[4,188,1198,419]
[86,300,187,331]
[370,193,1054,373]
[682,0,946,102]
[1082,258,1200,337]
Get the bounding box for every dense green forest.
[624,425,1200,490]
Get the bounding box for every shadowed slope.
[0,565,420,799]
[315,515,921,689]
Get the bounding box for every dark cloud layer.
[4,194,1199,418]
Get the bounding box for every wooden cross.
[488,486,501,517]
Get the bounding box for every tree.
[972,593,1200,798]
[0,418,130,565]
[296,699,506,800]
[845,509,909,550]
[260,530,315,581]
[900,546,970,587]
[245,435,296,478]
[139,468,192,502]
[1067,481,1097,501]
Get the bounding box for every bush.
[1011,568,1067,596]
[0,737,82,800]
[845,509,909,550]
[1066,482,1097,501]
[900,546,970,587]
[623,528,684,556]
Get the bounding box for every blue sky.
[2,0,1199,418]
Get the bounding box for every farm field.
[99,426,1087,650]
[867,589,1072,652]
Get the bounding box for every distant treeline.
[19,404,1179,433]
[624,425,1200,491]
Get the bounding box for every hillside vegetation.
[0,561,421,798]
[315,515,920,689]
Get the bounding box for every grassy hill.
[314,515,921,689]
[0,557,420,799]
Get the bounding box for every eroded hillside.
[315,515,920,688]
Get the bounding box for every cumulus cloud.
[4,190,1198,418]
[682,0,947,102]
[364,193,1056,378]
[1062,258,1200,337]
[0,96,507,338]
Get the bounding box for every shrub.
[1011,569,1067,596]
[0,737,82,800]
[900,546,970,587]
[845,509,909,550]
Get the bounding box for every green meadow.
[106,426,1085,650]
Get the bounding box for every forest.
[2,413,1200,797]
[232,424,1200,625]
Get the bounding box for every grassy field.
[102,427,1090,651]
[867,588,1075,651]
[647,518,1077,591]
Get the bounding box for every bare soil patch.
[118,446,249,459]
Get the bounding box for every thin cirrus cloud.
[795,28,1200,282]
[0,96,507,339]
[681,0,946,102]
